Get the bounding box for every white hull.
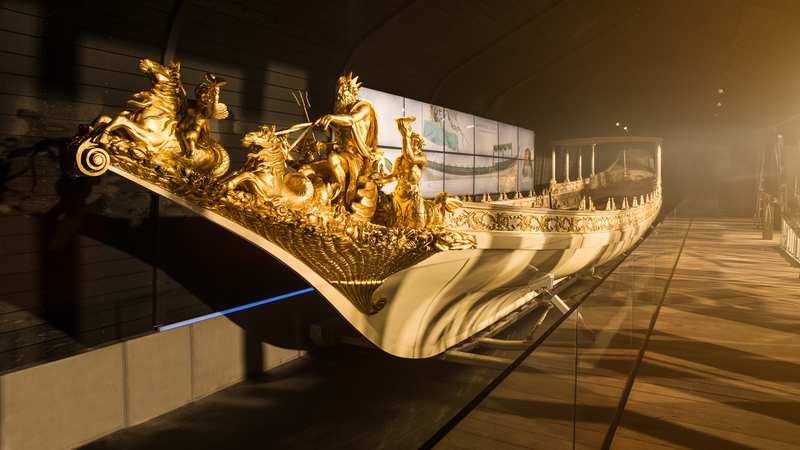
[113,164,660,358]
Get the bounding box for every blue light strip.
[157,287,315,332]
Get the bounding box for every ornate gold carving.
[549,178,586,196]
[314,73,382,222]
[226,125,331,214]
[68,62,475,315]
[69,59,230,178]
[377,116,427,228]
[448,190,661,233]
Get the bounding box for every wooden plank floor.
[436,219,692,450]
[612,218,800,449]
[437,217,800,450]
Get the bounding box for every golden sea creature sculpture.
[70,59,230,178]
[226,124,331,214]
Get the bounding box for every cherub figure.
[175,73,230,177]
[178,74,228,156]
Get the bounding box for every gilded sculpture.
[377,116,427,228]
[226,125,331,214]
[68,60,476,315]
[314,73,382,222]
[175,73,231,178]
[70,59,230,179]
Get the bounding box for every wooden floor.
[436,218,691,450]
[612,218,800,449]
[437,218,800,450]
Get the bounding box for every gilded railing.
[448,188,661,233]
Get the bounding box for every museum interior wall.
[0,1,799,449]
[1,0,799,373]
[0,0,348,373]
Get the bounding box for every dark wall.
[0,0,357,373]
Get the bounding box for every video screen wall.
[360,87,536,198]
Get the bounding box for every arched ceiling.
[71,0,798,146]
[337,0,800,145]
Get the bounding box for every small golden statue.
[175,73,230,178]
[70,59,230,179]
[377,116,427,228]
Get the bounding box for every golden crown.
[337,72,362,94]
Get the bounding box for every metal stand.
[440,274,588,369]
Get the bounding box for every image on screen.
[378,147,401,194]
[499,157,518,193]
[419,103,445,151]
[420,151,445,197]
[475,117,498,156]
[474,155,498,194]
[443,109,475,154]
[518,147,535,193]
[498,122,518,158]
[360,87,404,148]
[519,128,535,159]
[442,153,475,195]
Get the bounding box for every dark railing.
[781,213,800,266]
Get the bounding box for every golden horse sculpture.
[68,60,475,315]
[71,59,230,179]
[225,124,333,215]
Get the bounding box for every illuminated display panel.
[420,151,445,197]
[364,86,535,195]
[474,155,497,194]
[499,158,518,193]
[443,153,475,195]
[498,122,518,158]
[519,128,535,158]
[359,87,404,149]
[444,109,474,154]
[475,117,498,156]
[404,97,425,139]
[518,151,535,193]
[420,102,445,151]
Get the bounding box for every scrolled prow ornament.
[68,59,231,180]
